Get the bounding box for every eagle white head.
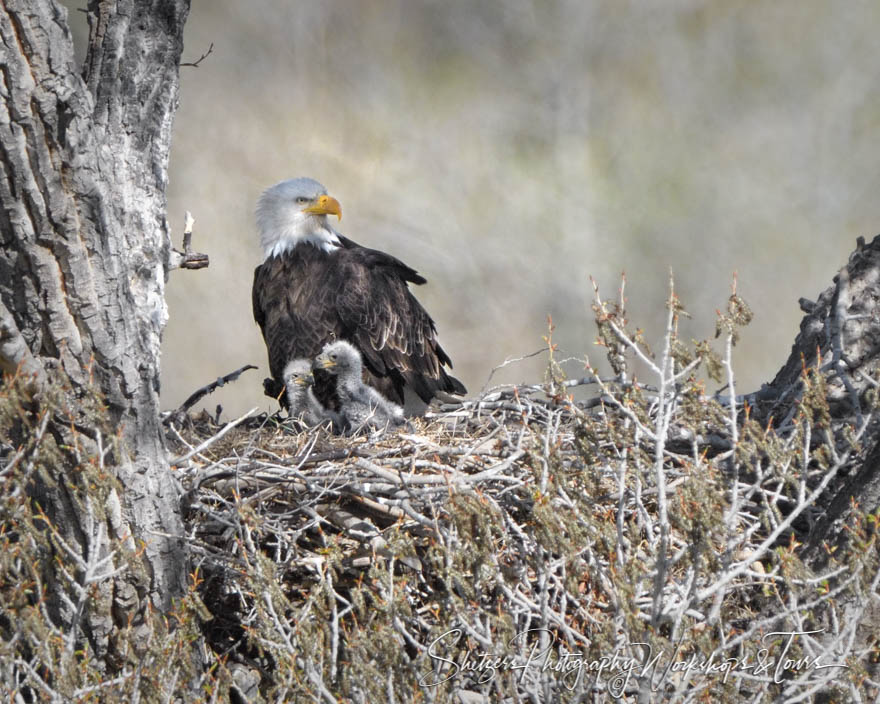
[256,177,343,260]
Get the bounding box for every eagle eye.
[295,196,309,205]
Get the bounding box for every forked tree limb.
[163,363,258,424]
[753,234,880,563]
[756,235,880,424]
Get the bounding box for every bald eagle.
[315,340,406,432]
[252,178,466,413]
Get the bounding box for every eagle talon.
[263,377,286,403]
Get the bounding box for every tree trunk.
[0,0,190,662]
[753,234,880,562]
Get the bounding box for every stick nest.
[166,366,878,703]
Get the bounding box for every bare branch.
[180,42,214,68]
[169,210,210,271]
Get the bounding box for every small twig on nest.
[480,348,546,393]
[163,364,258,426]
[170,407,258,466]
[181,42,214,68]
[169,211,210,270]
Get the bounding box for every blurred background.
[70,0,880,418]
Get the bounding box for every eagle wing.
[334,238,464,403]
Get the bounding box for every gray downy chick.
[283,358,340,429]
[314,340,406,433]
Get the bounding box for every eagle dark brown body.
[252,234,465,411]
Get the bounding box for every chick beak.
[314,356,334,370]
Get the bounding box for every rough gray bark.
[0,0,190,652]
[753,235,880,561]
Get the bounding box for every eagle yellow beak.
[302,194,342,220]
